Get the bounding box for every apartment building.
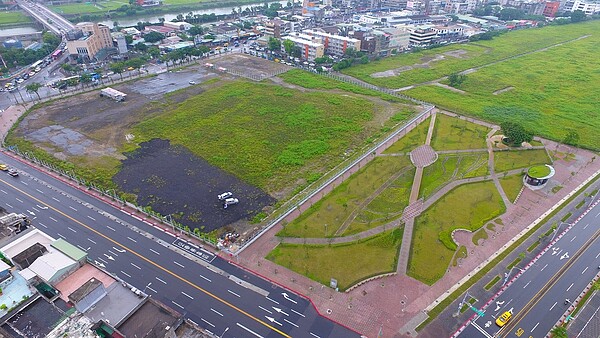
[564,0,600,14]
[66,22,113,61]
[302,29,361,56]
[283,34,325,61]
[408,26,437,46]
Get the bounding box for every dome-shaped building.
[524,164,555,190]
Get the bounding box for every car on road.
[16,78,24,84]
[495,311,512,327]
[218,192,233,200]
[7,169,18,177]
[189,80,196,85]
[0,164,7,171]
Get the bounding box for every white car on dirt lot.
[223,198,239,209]
[218,192,233,200]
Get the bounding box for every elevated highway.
[16,0,74,35]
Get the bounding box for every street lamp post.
[503,265,525,286]
[550,222,570,242]
[220,327,229,337]
[143,282,152,293]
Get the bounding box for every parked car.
[218,192,233,200]
[189,80,196,85]
[7,169,18,177]
[223,198,239,209]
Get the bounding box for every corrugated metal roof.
[29,251,76,282]
[52,239,87,261]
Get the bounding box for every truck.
[100,87,127,102]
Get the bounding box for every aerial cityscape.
[0,0,598,337]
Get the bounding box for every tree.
[448,73,467,87]
[80,73,92,88]
[571,9,586,22]
[125,35,133,44]
[42,32,60,46]
[549,326,567,338]
[498,7,525,20]
[562,130,579,146]
[283,39,294,55]
[188,26,203,36]
[268,37,281,51]
[109,62,125,80]
[143,31,165,43]
[25,82,42,100]
[500,121,533,146]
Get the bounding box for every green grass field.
[419,153,489,199]
[0,11,32,25]
[430,114,489,151]
[49,1,126,14]
[499,173,524,203]
[494,149,551,173]
[383,116,431,154]
[408,181,505,285]
[277,156,412,238]
[267,228,403,291]
[131,80,406,195]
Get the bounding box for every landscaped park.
[267,111,554,289]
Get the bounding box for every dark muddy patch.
[113,139,276,232]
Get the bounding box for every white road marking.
[97,257,108,264]
[108,250,118,257]
[171,301,184,309]
[291,309,305,317]
[540,263,548,271]
[49,216,58,222]
[259,306,272,314]
[20,181,27,185]
[15,197,23,203]
[583,223,589,229]
[67,227,76,233]
[174,261,185,268]
[571,236,577,242]
[131,263,141,270]
[283,319,299,328]
[38,222,47,228]
[227,290,241,298]
[69,206,77,211]
[549,302,557,311]
[56,233,66,239]
[199,274,211,282]
[206,266,218,273]
[147,286,157,293]
[567,283,574,291]
[210,308,223,317]
[106,225,116,231]
[582,267,588,274]
[149,248,161,255]
[156,277,167,284]
[181,291,194,299]
[523,281,531,289]
[201,318,215,328]
[0,189,6,194]
[52,197,60,202]
[266,296,279,304]
[36,189,44,194]
[531,322,539,332]
[121,271,131,278]
[5,203,12,208]
[596,252,600,259]
[310,333,321,338]
[236,323,263,338]
[87,238,96,244]
[127,236,137,243]
[87,215,96,221]
[76,245,87,251]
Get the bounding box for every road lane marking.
[131,263,141,270]
[523,281,531,288]
[259,306,272,314]
[309,333,321,338]
[236,323,264,338]
[76,245,87,251]
[147,286,157,293]
[56,233,65,239]
[571,236,577,242]
[15,197,23,203]
[121,271,131,278]
[531,322,539,332]
[36,188,44,194]
[108,250,118,257]
[596,252,600,259]
[582,267,588,274]
[67,227,77,233]
[228,290,241,298]
[549,301,557,311]
[87,215,96,221]
[211,308,223,317]
[97,257,108,264]
[201,318,215,328]
[106,225,115,231]
[49,216,58,222]
[199,274,211,282]
[5,203,12,208]
[540,263,548,271]
[584,223,589,229]
[0,189,6,194]
[182,291,194,299]
[172,301,184,309]
[20,181,27,186]
[0,180,290,338]
[52,197,60,202]
[567,283,574,291]
[127,236,137,243]
[69,206,77,211]
[266,297,279,304]
[38,222,47,228]
[290,309,305,317]
[155,277,167,284]
[87,238,96,244]
[174,261,185,268]
[283,319,298,328]
[149,248,161,255]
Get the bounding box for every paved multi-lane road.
[458,197,600,338]
[0,152,360,338]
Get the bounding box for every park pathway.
[486,128,513,208]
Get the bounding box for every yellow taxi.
[496,311,512,327]
[0,164,7,171]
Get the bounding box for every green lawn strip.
[430,114,488,151]
[278,156,411,238]
[267,228,403,291]
[498,173,524,203]
[486,223,496,231]
[528,165,551,178]
[0,11,32,25]
[472,228,488,245]
[506,257,522,270]
[459,296,477,313]
[383,116,430,154]
[415,173,600,331]
[419,153,488,199]
[131,80,396,195]
[552,185,563,193]
[341,167,415,236]
[408,181,505,285]
[561,212,572,222]
[453,245,467,267]
[527,240,540,253]
[484,275,501,291]
[278,69,409,103]
[575,200,586,209]
[493,149,551,173]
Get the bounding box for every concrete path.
[486,128,513,207]
[408,113,437,203]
